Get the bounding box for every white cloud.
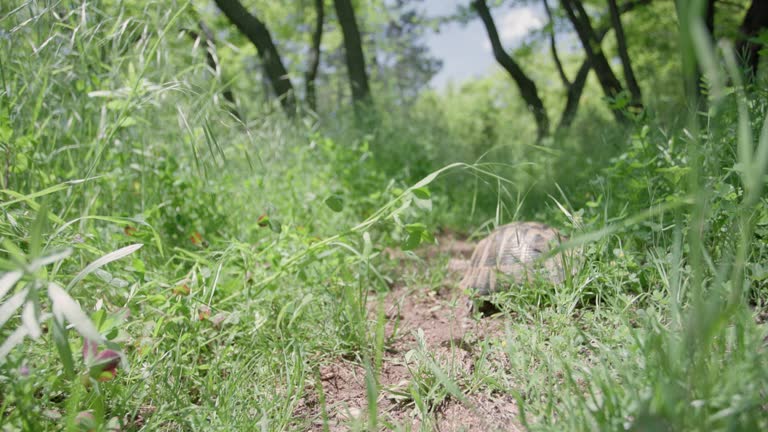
[483,6,544,52]
[499,7,544,43]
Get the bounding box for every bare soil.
[297,233,523,431]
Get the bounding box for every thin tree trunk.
[214,0,296,115]
[737,0,768,80]
[556,0,651,131]
[607,0,642,105]
[559,62,591,130]
[556,0,652,130]
[473,0,550,141]
[702,0,715,104]
[333,0,372,109]
[561,0,626,122]
[306,0,324,112]
[543,0,571,88]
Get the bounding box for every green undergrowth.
[1,2,768,431]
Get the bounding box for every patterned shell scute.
[460,222,567,296]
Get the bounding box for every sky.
[420,0,545,90]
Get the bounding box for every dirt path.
[297,234,523,431]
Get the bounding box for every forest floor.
[297,234,524,431]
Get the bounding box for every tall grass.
[505,22,768,432]
[1,1,767,431]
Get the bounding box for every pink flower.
[82,339,121,382]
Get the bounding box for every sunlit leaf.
[0,288,28,330]
[412,187,430,199]
[67,244,143,290]
[27,248,73,273]
[48,283,103,342]
[0,270,22,301]
[0,326,28,362]
[362,232,373,258]
[22,301,41,339]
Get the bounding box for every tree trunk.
[473,0,550,141]
[333,0,372,109]
[561,0,626,122]
[543,0,571,88]
[306,0,324,112]
[556,0,652,130]
[737,0,768,80]
[607,0,642,105]
[214,0,296,115]
[559,62,591,130]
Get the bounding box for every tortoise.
[456,222,574,301]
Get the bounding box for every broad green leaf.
[412,187,431,199]
[67,244,143,290]
[269,218,282,234]
[401,231,422,251]
[324,195,344,212]
[405,223,427,233]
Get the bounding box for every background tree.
[306,0,325,112]
[375,1,443,102]
[674,0,714,108]
[334,0,373,110]
[534,0,651,131]
[184,7,242,120]
[214,0,296,115]
[473,0,550,141]
[560,0,631,121]
[737,0,768,79]
[607,0,642,106]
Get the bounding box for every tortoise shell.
[459,222,569,296]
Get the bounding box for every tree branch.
[214,0,296,115]
[544,0,571,88]
[607,0,642,104]
[556,0,652,130]
[560,0,626,122]
[306,0,324,111]
[473,0,550,140]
